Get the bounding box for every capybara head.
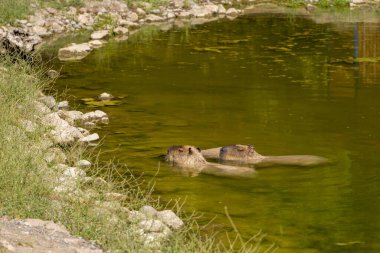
[219,144,259,161]
[165,145,207,168]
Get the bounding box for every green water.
[52,13,380,253]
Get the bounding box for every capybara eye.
[178,148,184,153]
[238,147,245,152]
[188,147,193,154]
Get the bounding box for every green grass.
[0,54,277,252]
[0,0,31,24]
[317,0,350,8]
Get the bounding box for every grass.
[0,53,277,252]
[0,0,31,24]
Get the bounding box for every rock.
[34,101,51,114]
[226,8,239,16]
[136,8,146,17]
[139,219,171,233]
[76,159,92,168]
[88,40,104,49]
[58,110,83,125]
[101,117,109,124]
[63,167,86,179]
[77,13,95,26]
[0,217,102,252]
[122,20,140,29]
[127,12,139,22]
[167,11,176,19]
[173,0,185,8]
[178,11,192,18]
[145,14,165,22]
[191,6,213,18]
[58,43,92,61]
[81,110,108,124]
[57,101,69,110]
[46,7,57,15]
[84,122,96,129]
[98,92,114,101]
[204,3,219,14]
[128,210,146,223]
[155,210,184,230]
[90,30,109,40]
[43,112,84,145]
[140,205,158,218]
[44,148,67,164]
[39,96,56,109]
[79,133,100,143]
[51,22,65,33]
[114,26,129,35]
[31,26,51,37]
[2,29,42,55]
[217,4,227,14]
[77,127,90,136]
[47,69,59,79]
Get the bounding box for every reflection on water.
[51,13,380,253]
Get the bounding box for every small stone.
[140,205,158,218]
[98,92,114,101]
[114,26,129,35]
[57,101,69,110]
[63,167,86,179]
[84,122,96,129]
[58,43,92,61]
[90,30,109,40]
[39,96,56,109]
[44,148,67,164]
[76,159,92,168]
[47,69,59,79]
[139,219,170,233]
[128,210,146,223]
[226,8,239,16]
[145,14,165,22]
[88,40,104,49]
[100,117,109,124]
[217,4,226,14]
[94,110,107,118]
[79,133,100,143]
[136,7,147,16]
[155,210,184,230]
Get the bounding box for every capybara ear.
[188,147,193,154]
[197,147,201,152]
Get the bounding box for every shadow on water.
[47,11,380,253]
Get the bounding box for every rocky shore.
[1,0,379,61]
[0,84,185,251]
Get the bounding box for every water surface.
[52,13,380,253]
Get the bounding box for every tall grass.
[0,0,31,24]
[0,54,277,252]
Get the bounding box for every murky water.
[51,13,380,253]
